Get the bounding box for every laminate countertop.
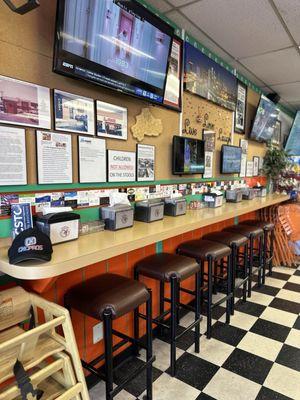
[0,194,288,280]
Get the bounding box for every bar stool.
[202,231,248,314]
[242,220,275,279]
[177,240,232,339]
[64,273,154,400]
[223,225,264,297]
[134,253,201,377]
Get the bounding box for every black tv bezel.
[172,135,205,175]
[220,144,242,174]
[53,0,175,108]
[249,95,278,143]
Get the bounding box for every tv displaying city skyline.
[184,42,237,111]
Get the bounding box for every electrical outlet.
[93,322,103,344]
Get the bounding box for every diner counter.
[0,194,289,280]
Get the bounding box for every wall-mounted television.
[285,111,300,156]
[172,136,205,175]
[54,0,174,106]
[250,95,279,143]
[221,145,242,174]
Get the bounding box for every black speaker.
[266,93,280,104]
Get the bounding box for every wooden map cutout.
[131,108,163,142]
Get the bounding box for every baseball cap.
[8,227,53,265]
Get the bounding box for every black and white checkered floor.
[89,266,300,400]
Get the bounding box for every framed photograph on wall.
[239,138,248,155]
[78,136,106,183]
[0,75,51,129]
[107,150,136,182]
[253,156,259,176]
[96,101,127,140]
[54,89,95,135]
[136,144,155,182]
[272,120,281,147]
[234,81,247,134]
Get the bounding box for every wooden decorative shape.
[131,108,163,142]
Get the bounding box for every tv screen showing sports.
[54,0,173,105]
[285,111,300,156]
[172,136,205,175]
[250,95,279,142]
[221,145,242,174]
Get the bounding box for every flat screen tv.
[221,145,242,174]
[285,111,300,156]
[172,136,205,175]
[250,95,279,142]
[54,0,174,105]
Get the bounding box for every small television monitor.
[221,145,242,174]
[285,111,300,156]
[172,136,205,175]
[54,0,174,106]
[250,95,279,142]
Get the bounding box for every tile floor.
[89,265,300,400]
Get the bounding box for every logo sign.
[25,236,37,247]
[11,203,33,239]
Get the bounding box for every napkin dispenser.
[226,189,243,203]
[101,204,134,231]
[36,212,80,244]
[164,197,187,217]
[253,186,267,197]
[135,199,164,223]
[203,192,223,208]
[242,188,256,200]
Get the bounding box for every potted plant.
[263,147,291,193]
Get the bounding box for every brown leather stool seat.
[135,253,200,282]
[177,239,231,260]
[65,273,149,321]
[202,231,248,247]
[242,220,275,231]
[223,224,263,238]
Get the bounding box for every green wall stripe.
[234,216,239,225]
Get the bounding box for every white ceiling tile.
[180,0,292,58]
[230,61,266,87]
[145,0,173,13]
[167,10,234,63]
[168,0,195,6]
[241,47,300,85]
[270,82,300,102]
[287,101,300,110]
[274,0,300,44]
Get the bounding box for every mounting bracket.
[3,0,40,15]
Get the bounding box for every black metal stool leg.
[243,244,248,303]
[261,234,267,285]
[146,290,153,400]
[226,255,232,324]
[231,245,237,315]
[159,281,165,336]
[269,229,274,276]
[103,310,113,400]
[134,270,140,356]
[199,259,204,312]
[248,236,254,297]
[170,275,178,377]
[207,257,213,339]
[194,271,201,353]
